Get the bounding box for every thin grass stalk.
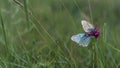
[92,43,95,68]
[91,41,96,68]
[0,12,8,55]
[23,0,29,28]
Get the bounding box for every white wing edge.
[71,33,86,46]
[81,20,94,32]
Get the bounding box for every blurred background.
[0,0,120,68]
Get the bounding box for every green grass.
[0,0,120,68]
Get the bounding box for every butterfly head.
[93,28,99,38]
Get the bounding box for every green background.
[0,0,120,68]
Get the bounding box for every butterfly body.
[71,20,99,47]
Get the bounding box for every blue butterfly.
[71,20,99,47]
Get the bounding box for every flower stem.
[92,44,95,68]
[92,42,97,68]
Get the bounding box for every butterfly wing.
[71,33,85,44]
[81,20,95,32]
[79,36,92,47]
[71,33,91,47]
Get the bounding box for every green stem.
[91,39,97,68]
[92,44,95,68]
[23,0,30,28]
[0,12,8,55]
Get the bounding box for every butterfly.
[71,20,99,47]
